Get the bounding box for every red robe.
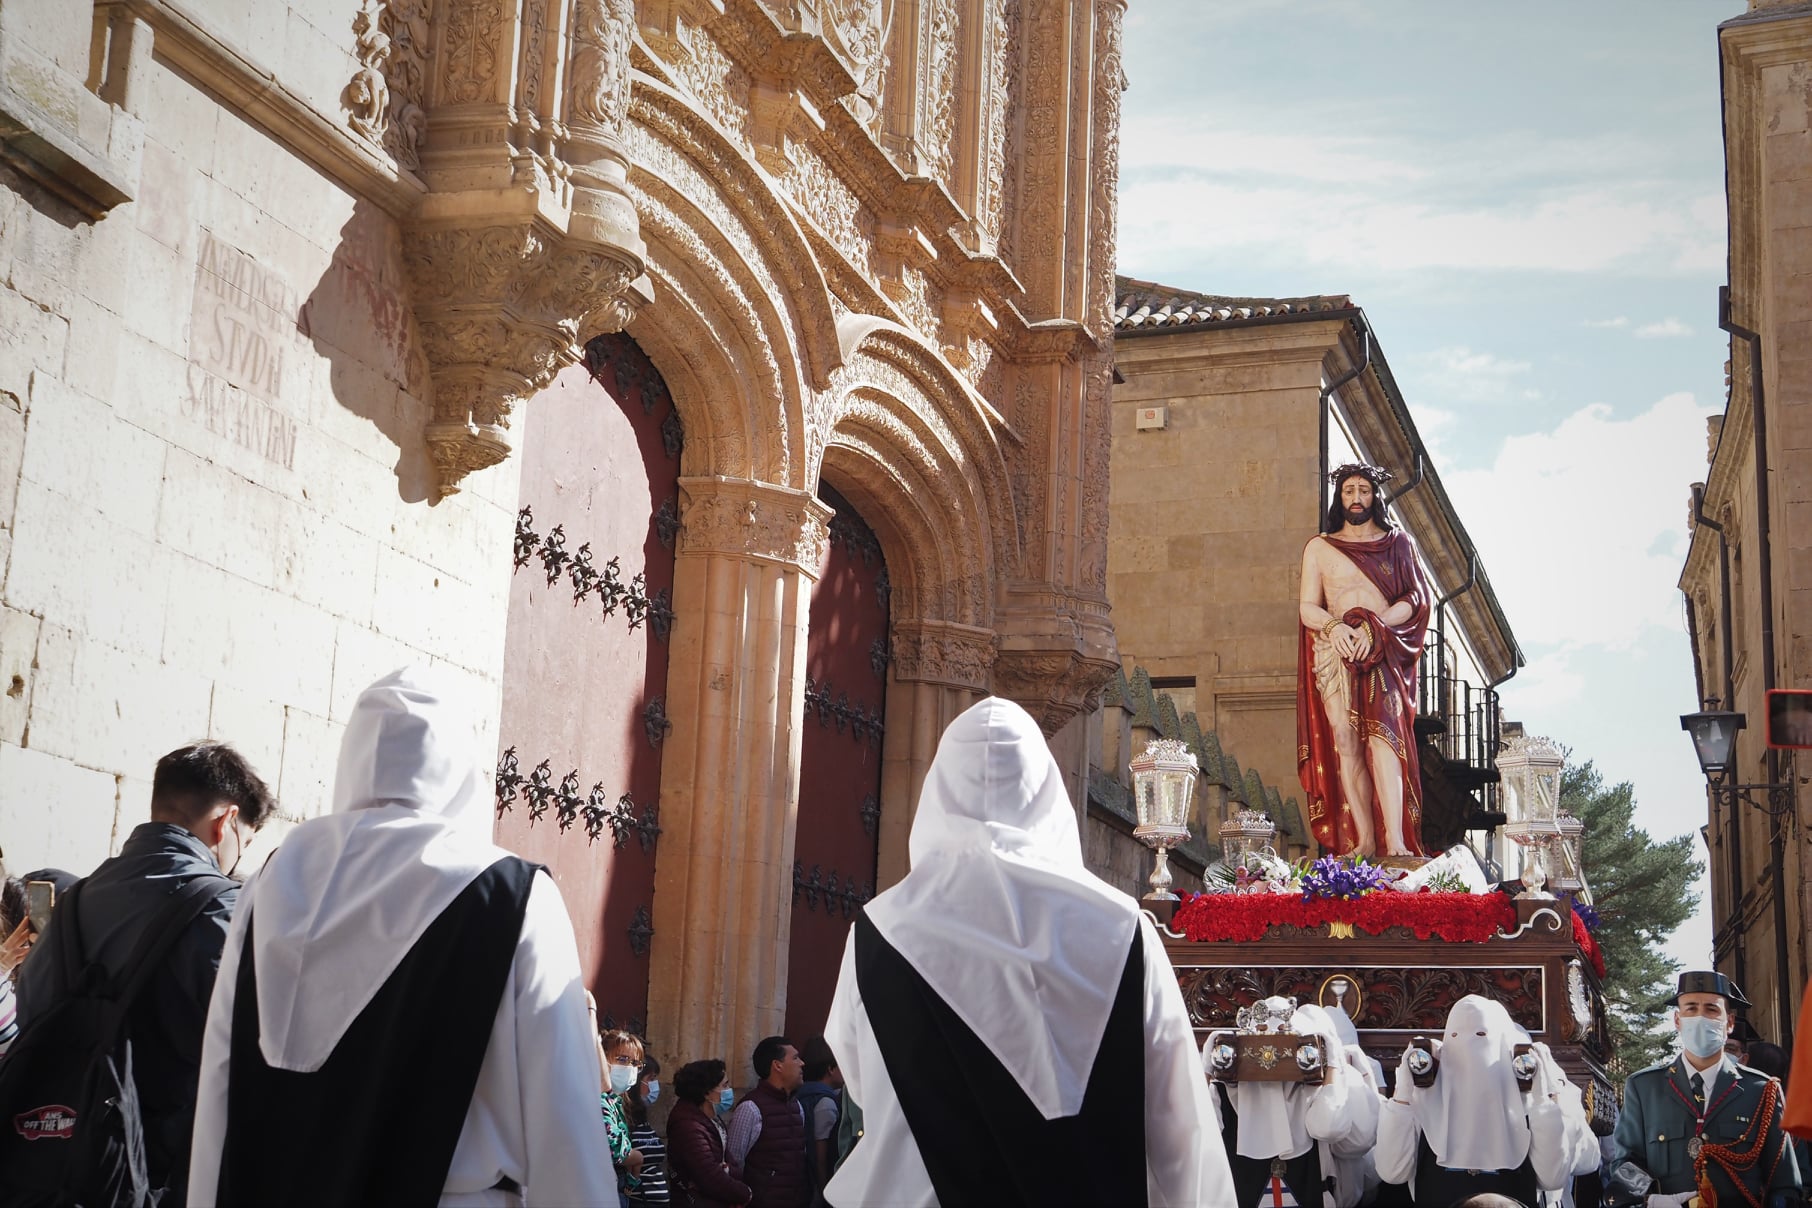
[1296,529,1431,855]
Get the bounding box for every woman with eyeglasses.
[599,1028,649,1206]
[666,1059,752,1208]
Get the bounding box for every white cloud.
[1634,317,1693,339]
[1582,316,1630,328]
[1117,116,1725,278]
[1445,392,1709,656]
[1413,346,1535,404]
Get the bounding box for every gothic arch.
[819,317,1018,629]
[620,75,847,487]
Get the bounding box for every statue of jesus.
[1296,463,1431,858]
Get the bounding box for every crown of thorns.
[1327,462,1394,487]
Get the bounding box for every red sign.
[13,1105,76,1140]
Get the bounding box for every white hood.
[1418,994,1532,1172]
[863,696,1139,1120]
[240,667,513,1071]
[1214,1002,1344,1160]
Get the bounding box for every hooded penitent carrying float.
[822,696,1235,1208]
[188,668,614,1206]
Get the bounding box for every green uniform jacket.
[1611,1054,1801,1202]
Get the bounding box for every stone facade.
[0,0,1127,1072]
[1104,279,1522,860]
[1678,1,1812,1050]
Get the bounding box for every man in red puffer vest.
[726,1036,807,1208]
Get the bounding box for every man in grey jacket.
[18,742,274,1206]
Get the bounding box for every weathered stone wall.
[0,1,518,875]
[1106,321,1331,803]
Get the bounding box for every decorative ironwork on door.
[495,332,680,1035]
[785,483,889,1041]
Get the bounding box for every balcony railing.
[1416,624,1504,816]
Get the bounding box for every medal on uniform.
[1270,1158,1288,1178]
[1687,1135,1703,1159]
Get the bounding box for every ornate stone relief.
[678,477,832,575]
[924,0,960,189]
[571,0,637,128]
[441,0,507,104]
[1085,0,1125,339]
[891,620,996,690]
[993,647,1119,736]
[785,145,876,276]
[823,0,890,131]
[980,0,1010,242]
[345,1,392,145]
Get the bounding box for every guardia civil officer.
[1609,971,1802,1208]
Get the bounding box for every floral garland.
[1171,889,1521,944]
[1570,904,1607,978]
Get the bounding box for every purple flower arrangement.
[1298,855,1395,902]
[1562,892,1601,933]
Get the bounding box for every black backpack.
[0,873,233,1208]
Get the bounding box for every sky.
[1116,0,1747,971]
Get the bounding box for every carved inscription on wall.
[185,232,300,469]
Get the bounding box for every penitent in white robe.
[187,669,615,1207]
[821,696,1234,1208]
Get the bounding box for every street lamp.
[1499,733,1565,900]
[1131,738,1198,923]
[1680,708,1745,777]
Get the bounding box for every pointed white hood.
[862,696,1139,1120]
[241,667,512,1071]
[1418,994,1531,1172]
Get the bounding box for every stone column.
[876,620,996,886]
[648,476,830,1068]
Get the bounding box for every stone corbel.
[992,646,1120,736]
[677,476,833,577]
[398,0,647,498]
[638,0,727,63]
[874,217,936,303]
[940,286,998,370]
[748,77,825,176]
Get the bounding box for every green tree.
[1563,761,1703,1077]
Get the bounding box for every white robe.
[1374,997,1592,1198]
[820,696,1233,1208]
[1202,1002,1379,1208]
[186,668,614,1206]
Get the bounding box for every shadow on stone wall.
[297,200,437,504]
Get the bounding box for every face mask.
[1680,1015,1727,1060]
[717,1086,736,1115]
[645,1081,661,1105]
[608,1064,637,1094]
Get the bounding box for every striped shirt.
[0,976,17,1056]
[626,1122,671,1204]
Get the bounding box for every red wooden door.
[785,484,888,1041]
[495,333,681,1034]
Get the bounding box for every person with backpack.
[793,1037,842,1206]
[3,743,275,1208]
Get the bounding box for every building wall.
[1678,1,1812,1048]
[1107,321,1332,801]
[0,0,517,877]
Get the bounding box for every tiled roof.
[1114,275,1354,331]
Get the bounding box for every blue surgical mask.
[645,1081,661,1105]
[608,1064,637,1094]
[1680,1015,1727,1060]
[717,1086,736,1115]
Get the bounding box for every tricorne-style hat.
[1669,969,1752,1008]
